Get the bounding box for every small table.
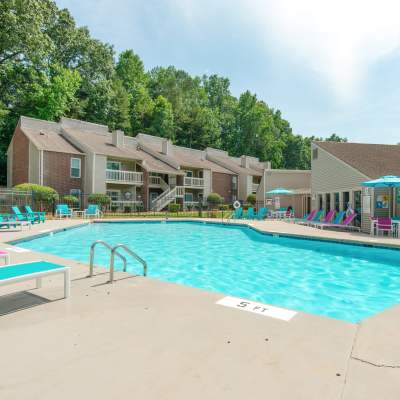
[73,210,86,219]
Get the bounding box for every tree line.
[0,0,346,185]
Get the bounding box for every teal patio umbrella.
[266,188,294,195]
[362,175,400,188]
[362,175,400,217]
[266,188,294,211]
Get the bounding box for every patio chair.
[319,213,360,231]
[309,209,336,228]
[24,205,46,223]
[56,204,73,219]
[84,204,102,219]
[230,207,243,220]
[294,209,316,224]
[298,209,324,225]
[256,207,268,220]
[244,207,255,219]
[0,260,71,299]
[11,206,36,224]
[0,214,28,231]
[376,217,393,236]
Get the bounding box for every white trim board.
[216,296,297,321]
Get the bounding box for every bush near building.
[207,192,223,208]
[246,193,256,205]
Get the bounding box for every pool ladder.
[88,240,147,283]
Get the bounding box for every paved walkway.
[0,218,399,399]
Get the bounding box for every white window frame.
[70,158,81,178]
[106,189,121,202]
[184,170,193,177]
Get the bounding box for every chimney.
[112,130,124,148]
[162,139,173,155]
[241,155,249,168]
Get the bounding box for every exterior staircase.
[151,186,185,211]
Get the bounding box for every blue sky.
[57,0,400,144]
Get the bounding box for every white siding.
[311,144,369,209]
[203,169,211,198]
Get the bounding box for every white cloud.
[172,0,400,102]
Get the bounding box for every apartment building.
[311,141,400,232]
[7,117,238,211]
[8,116,312,212]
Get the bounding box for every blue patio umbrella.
[266,188,294,195]
[362,175,400,187]
[362,175,400,217]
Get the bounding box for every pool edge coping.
[6,218,400,251]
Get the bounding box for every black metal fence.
[0,189,233,218]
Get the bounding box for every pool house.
[311,141,400,233]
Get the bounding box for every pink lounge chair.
[309,209,336,228]
[295,209,317,224]
[376,217,393,236]
[319,213,360,231]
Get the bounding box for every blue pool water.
[17,221,400,323]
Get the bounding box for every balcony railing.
[106,169,143,184]
[184,177,204,187]
[149,176,161,185]
[252,183,259,193]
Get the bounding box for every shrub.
[218,204,229,211]
[207,192,223,208]
[14,183,58,202]
[246,193,256,205]
[62,195,79,204]
[87,193,111,207]
[168,203,180,213]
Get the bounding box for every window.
[107,161,121,170]
[106,190,120,202]
[184,192,194,202]
[232,176,238,190]
[326,193,331,211]
[334,192,340,212]
[184,170,193,177]
[70,158,81,178]
[312,148,318,160]
[70,189,81,197]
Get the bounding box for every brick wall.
[212,172,235,203]
[43,151,84,194]
[11,126,29,185]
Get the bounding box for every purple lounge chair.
[318,213,360,231]
[309,209,336,228]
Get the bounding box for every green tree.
[148,96,174,140]
[27,64,81,121]
[107,78,131,131]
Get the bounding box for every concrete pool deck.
[0,218,399,399]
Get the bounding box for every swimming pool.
[16,221,400,323]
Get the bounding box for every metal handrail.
[109,244,147,283]
[88,240,127,277]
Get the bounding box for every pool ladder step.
[88,240,147,283]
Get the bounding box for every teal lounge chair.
[298,209,324,226]
[245,207,255,219]
[0,261,71,299]
[231,207,243,219]
[56,204,72,219]
[11,206,36,224]
[24,205,46,223]
[84,204,102,218]
[256,207,268,220]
